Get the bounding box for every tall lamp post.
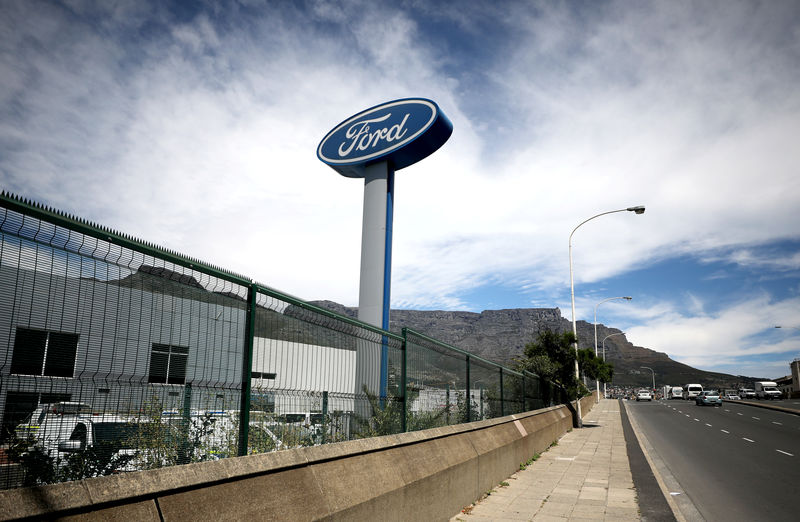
[569,206,645,427]
[641,366,655,395]
[775,325,800,331]
[594,296,632,401]
[602,332,626,397]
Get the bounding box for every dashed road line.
[776,449,794,457]
[772,421,782,426]
[721,429,729,434]
[752,417,760,420]
[742,438,755,443]
[705,423,712,427]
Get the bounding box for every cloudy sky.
[2,0,799,380]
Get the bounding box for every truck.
[754,381,782,400]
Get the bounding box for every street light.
[641,366,655,395]
[569,206,645,427]
[775,325,800,331]
[594,296,632,400]
[602,332,626,397]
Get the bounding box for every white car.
[636,391,652,401]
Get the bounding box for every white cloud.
[625,293,800,374]
[1,0,799,322]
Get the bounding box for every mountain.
[311,301,753,390]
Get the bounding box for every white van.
[669,387,684,400]
[683,384,703,400]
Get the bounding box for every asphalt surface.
[626,399,800,521]
[618,400,676,522]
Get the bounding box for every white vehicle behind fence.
[683,384,703,400]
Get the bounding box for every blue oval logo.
[317,98,453,178]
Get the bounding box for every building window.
[10,328,79,377]
[148,344,189,385]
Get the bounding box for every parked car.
[636,391,652,401]
[695,390,722,407]
[724,392,741,400]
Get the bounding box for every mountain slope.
[311,301,750,389]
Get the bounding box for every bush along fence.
[0,191,564,489]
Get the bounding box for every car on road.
[695,390,722,407]
[724,392,741,400]
[636,390,652,401]
[738,388,756,400]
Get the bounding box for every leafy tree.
[577,348,614,384]
[517,329,584,401]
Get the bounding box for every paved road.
[626,399,799,521]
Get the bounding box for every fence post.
[322,391,329,444]
[499,367,504,417]
[522,375,526,412]
[401,327,408,433]
[237,284,257,457]
[465,355,471,422]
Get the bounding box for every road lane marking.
[724,409,730,412]
[694,418,700,422]
[685,414,690,417]
[752,417,760,420]
[705,423,712,427]
[772,421,782,425]
[742,438,755,443]
[721,429,729,434]
[737,412,743,416]
[776,450,794,457]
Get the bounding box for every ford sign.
[317,98,453,177]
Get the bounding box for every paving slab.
[451,399,642,521]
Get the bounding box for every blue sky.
[1,0,799,379]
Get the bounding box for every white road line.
[737,413,743,416]
[724,409,730,412]
[742,438,755,443]
[772,421,782,425]
[705,423,712,427]
[685,414,690,417]
[776,449,794,457]
[752,417,760,420]
[694,418,700,422]
[721,429,729,434]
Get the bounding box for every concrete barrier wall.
[0,395,597,521]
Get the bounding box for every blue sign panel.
[317,98,453,177]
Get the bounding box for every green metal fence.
[0,191,560,489]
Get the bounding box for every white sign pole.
[355,161,393,399]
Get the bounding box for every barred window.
[10,328,79,377]
[148,344,189,385]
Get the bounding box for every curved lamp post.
[569,206,645,427]
[602,332,626,397]
[775,325,800,331]
[641,366,655,395]
[594,296,632,400]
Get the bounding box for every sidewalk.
[451,399,639,521]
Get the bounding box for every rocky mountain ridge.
[311,301,752,389]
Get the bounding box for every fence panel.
[0,192,558,490]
